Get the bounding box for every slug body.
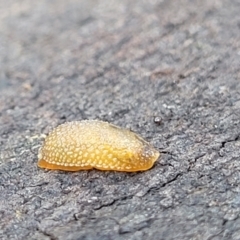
[38,120,159,172]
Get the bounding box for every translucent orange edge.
[37,159,93,171]
[38,159,157,172]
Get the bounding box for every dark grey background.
[1,0,240,239]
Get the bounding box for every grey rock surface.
[1,0,240,239]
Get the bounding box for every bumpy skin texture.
[38,120,160,172]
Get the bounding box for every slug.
[38,120,160,172]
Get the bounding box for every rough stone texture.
[0,0,240,239]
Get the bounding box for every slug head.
[120,131,160,171]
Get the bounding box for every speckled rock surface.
[1,0,240,239]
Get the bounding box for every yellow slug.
[37,120,160,172]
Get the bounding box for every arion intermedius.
[38,120,160,172]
